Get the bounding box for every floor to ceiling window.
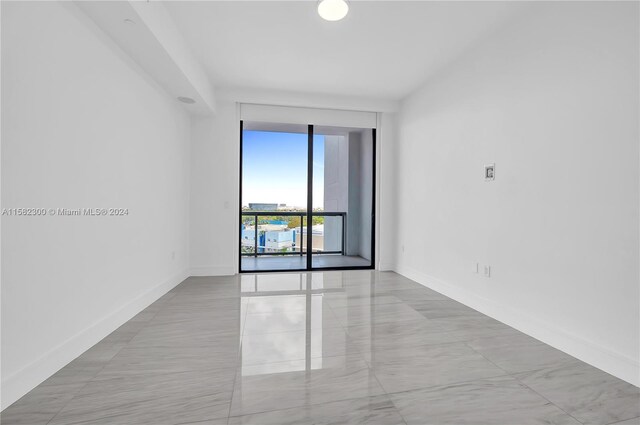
[239,121,375,272]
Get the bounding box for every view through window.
[240,122,375,272]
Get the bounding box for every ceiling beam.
[74,0,216,115]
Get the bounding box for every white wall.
[1,2,191,408]
[324,135,349,253]
[377,112,397,271]
[394,2,639,385]
[359,130,374,261]
[189,101,238,276]
[190,97,396,274]
[347,132,362,256]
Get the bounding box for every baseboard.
[190,265,236,276]
[378,262,395,271]
[394,264,640,388]
[1,268,189,410]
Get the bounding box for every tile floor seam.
[43,297,174,425]
[386,395,411,425]
[379,369,519,403]
[513,378,587,425]
[605,417,640,425]
[225,393,403,422]
[226,297,252,421]
[328,288,515,400]
[462,341,586,423]
[320,293,389,367]
[363,348,411,425]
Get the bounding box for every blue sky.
[242,131,324,209]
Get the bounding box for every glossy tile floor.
[240,254,370,271]
[3,271,639,425]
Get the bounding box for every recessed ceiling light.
[123,19,136,25]
[177,96,196,104]
[317,0,349,21]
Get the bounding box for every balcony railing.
[241,211,346,257]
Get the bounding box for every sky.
[242,131,324,209]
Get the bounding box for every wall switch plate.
[171,251,175,260]
[473,263,479,273]
[484,265,491,277]
[485,163,495,181]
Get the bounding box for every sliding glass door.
[239,121,375,273]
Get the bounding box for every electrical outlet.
[484,265,491,277]
[473,262,479,273]
[485,164,495,181]
[401,245,405,253]
[171,251,176,260]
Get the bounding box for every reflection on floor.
[241,254,370,271]
[3,271,639,425]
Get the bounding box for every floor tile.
[319,283,387,298]
[0,382,86,425]
[515,362,640,425]
[330,302,427,328]
[228,395,405,425]
[99,319,148,345]
[466,333,577,374]
[240,273,309,293]
[609,418,640,425]
[49,368,235,425]
[230,354,384,416]
[163,295,245,312]
[98,344,239,377]
[368,342,506,393]
[36,357,106,388]
[323,294,403,309]
[175,419,229,425]
[384,287,450,301]
[375,273,422,286]
[407,299,484,319]
[242,303,342,335]
[390,375,581,425]
[128,320,241,350]
[344,318,461,353]
[246,294,309,314]
[240,327,358,366]
[8,271,637,425]
[150,306,245,328]
[428,315,521,341]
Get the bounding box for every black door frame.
[238,120,376,273]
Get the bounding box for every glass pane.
[241,123,308,271]
[311,126,374,269]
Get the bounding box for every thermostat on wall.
[485,164,495,181]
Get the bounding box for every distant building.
[264,230,295,251]
[241,225,298,253]
[295,225,325,252]
[242,223,332,254]
[248,203,278,211]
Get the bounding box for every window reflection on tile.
[242,295,341,335]
[240,301,330,375]
[247,295,308,314]
[240,358,324,376]
[311,272,348,289]
[238,273,355,377]
[241,274,305,293]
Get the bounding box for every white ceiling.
[165,1,527,101]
